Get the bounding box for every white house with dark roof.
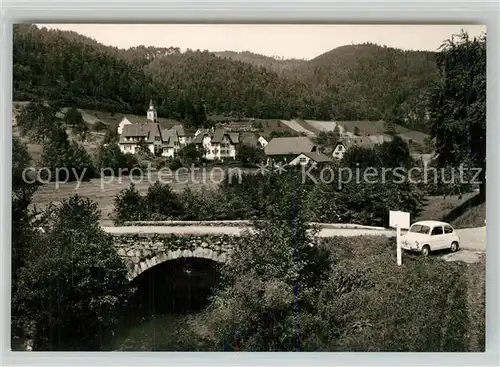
[117,117,133,135]
[332,141,347,160]
[170,124,192,147]
[289,151,333,166]
[193,128,240,160]
[332,137,377,160]
[264,136,318,165]
[118,100,164,155]
[119,123,163,155]
[118,100,196,158]
[160,128,181,158]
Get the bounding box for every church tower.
[147,99,157,123]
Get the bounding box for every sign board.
[389,210,410,266]
[389,210,410,230]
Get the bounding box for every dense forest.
[13,24,439,132]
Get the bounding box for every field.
[251,118,296,138]
[30,168,251,225]
[13,126,103,163]
[294,119,430,146]
[339,120,429,144]
[305,120,345,134]
[279,119,316,136]
[416,192,486,228]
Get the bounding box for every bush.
[12,195,131,351]
[236,143,265,166]
[421,164,474,197]
[40,130,97,182]
[308,236,471,351]
[112,183,145,224]
[103,128,119,144]
[169,159,183,171]
[177,187,215,220]
[189,184,330,351]
[12,136,34,189]
[178,143,203,166]
[143,182,181,220]
[96,143,138,176]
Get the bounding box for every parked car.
[400,220,460,256]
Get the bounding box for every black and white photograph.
[10,23,486,352]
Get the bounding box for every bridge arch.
[125,246,228,281]
[113,233,236,281]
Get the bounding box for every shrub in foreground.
[13,195,131,351]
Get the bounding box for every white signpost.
[389,210,410,266]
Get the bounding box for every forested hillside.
[13,24,156,114]
[13,24,439,132]
[295,44,438,130]
[213,50,306,72]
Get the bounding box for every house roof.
[264,137,316,156]
[193,129,239,145]
[119,117,133,126]
[120,123,161,143]
[193,130,210,144]
[335,137,377,150]
[300,151,333,163]
[170,124,186,136]
[211,129,239,144]
[160,129,179,148]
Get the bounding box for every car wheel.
[450,241,459,253]
[421,245,430,257]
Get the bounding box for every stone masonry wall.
[113,233,237,280]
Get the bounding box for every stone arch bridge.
[104,222,396,281]
[111,232,236,280]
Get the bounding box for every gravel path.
[454,227,486,252]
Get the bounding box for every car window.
[431,226,444,235]
[409,225,430,234]
[444,225,453,234]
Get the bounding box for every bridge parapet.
[112,233,236,280]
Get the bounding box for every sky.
[38,24,486,60]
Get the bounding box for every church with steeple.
[146,99,157,123]
[117,99,188,158]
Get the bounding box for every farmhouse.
[332,141,347,160]
[119,123,163,155]
[170,124,192,146]
[193,128,240,160]
[289,151,333,166]
[332,137,377,160]
[264,136,318,165]
[160,129,181,158]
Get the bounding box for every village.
[112,99,432,168]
